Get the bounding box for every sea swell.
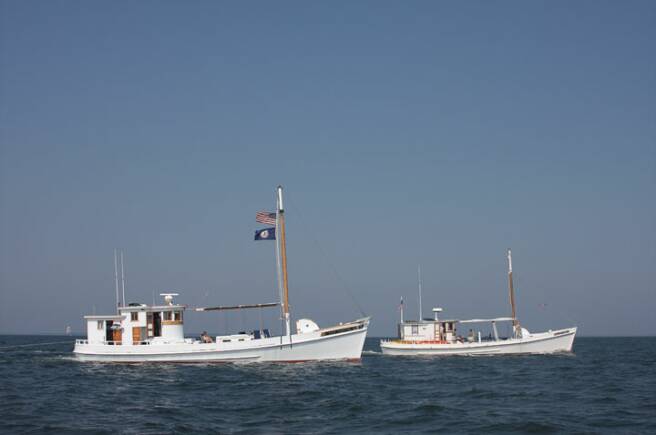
[1,336,655,434]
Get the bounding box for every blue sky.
[1,1,654,336]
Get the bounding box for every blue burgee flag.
[254,227,276,241]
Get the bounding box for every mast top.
[277,185,284,212]
[507,248,512,273]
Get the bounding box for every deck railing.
[75,339,152,345]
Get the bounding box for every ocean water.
[1,336,655,434]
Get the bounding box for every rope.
[285,193,367,318]
[0,340,74,350]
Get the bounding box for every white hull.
[380,327,576,356]
[74,319,369,363]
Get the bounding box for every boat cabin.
[397,307,519,343]
[83,293,187,345]
[397,307,456,342]
[398,320,458,342]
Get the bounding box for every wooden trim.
[132,327,141,344]
[279,211,290,316]
[112,328,122,345]
[162,320,183,326]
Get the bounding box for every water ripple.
[1,336,655,434]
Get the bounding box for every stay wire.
[285,192,367,318]
[515,273,578,328]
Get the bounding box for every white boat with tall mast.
[380,250,576,356]
[73,186,370,363]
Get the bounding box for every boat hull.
[74,319,369,363]
[380,327,576,356]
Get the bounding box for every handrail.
[75,339,154,346]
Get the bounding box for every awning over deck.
[459,317,515,324]
[195,302,279,312]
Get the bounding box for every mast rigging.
[507,248,521,338]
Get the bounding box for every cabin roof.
[84,315,124,320]
[402,319,459,325]
[118,304,186,312]
[402,317,515,325]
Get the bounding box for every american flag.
[256,211,276,225]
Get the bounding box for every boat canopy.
[459,317,515,324]
[195,302,279,312]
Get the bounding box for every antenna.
[418,264,423,322]
[114,250,119,313]
[120,250,126,308]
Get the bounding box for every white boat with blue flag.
[73,186,369,363]
[380,250,576,356]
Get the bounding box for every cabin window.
[131,312,138,321]
[163,311,172,321]
[174,311,182,321]
[97,321,103,330]
[411,325,419,335]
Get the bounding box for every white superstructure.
[74,186,370,363]
[380,249,576,356]
[75,293,369,362]
[380,316,576,356]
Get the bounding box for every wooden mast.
[277,186,291,336]
[507,248,521,337]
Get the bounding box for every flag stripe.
[256,211,276,225]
